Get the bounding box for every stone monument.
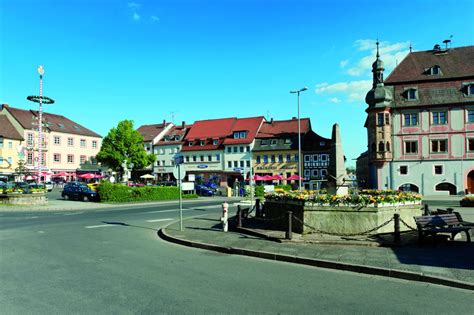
[327,123,348,195]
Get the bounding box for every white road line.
[85,224,117,229]
[145,209,189,214]
[145,205,222,214]
[63,212,84,216]
[146,218,174,223]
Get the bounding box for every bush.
[97,182,198,203]
[255,185,265,197]
[275,184,291,191]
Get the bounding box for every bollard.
[393,213,400,243]
[255,198,261,217]
[237,205,242,228]
[446,207,454,214]
[286,211,293,240]
[423,204,430,216]
[221,201,229,232]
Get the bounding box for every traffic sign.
[174,155,184,165]
[173,165,186,180]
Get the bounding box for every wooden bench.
[414,214,472,243]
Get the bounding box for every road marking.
[85,224,117,229]
[146,218,173,223]
[145,209,190,214]
[145,205,222,214]
[25,216,39,219]
[64,212,84,216]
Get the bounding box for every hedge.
[97,182,198,203]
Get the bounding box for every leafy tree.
[346,166,356,174]
[96,120,156,175]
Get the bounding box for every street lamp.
[290,86,308,191]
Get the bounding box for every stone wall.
[264,200,423,234]
[0,194,48,205]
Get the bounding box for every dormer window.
[261,139,269,146]
[271,139,277,145]
[174,135,180,141]
[200,140,205,146]
[462,83,474,97]
[429,65,441,75]
[213,139,218,145]
[404,88,418,101]
[284,139,291,144]
[233,131,247,139]
[188,141,193,146]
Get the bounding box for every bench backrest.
[414,214,462,228]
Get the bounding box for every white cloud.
[133,12,141,21]
[347,39,410,77]
[339,59,349,68]
[128,2,141,8]
[315,80,372,103]
[151,15,160,22]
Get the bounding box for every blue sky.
[1,0,473,167]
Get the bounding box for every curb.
[158,226,474,291]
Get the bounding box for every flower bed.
[265,189,422,207]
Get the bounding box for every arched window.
[399,184,419,193]
[378,141,385,152]
[435,182,457,195]
[386,141,391,152]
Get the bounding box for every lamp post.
[290,87,308,191]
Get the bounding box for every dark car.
[62,183,99,201]
[195,184,215,196]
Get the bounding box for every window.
[200,155,204,162]
[256,156,261,163]
[261,139,269,146]
[278,155,283,163]
[208,155,212,162]
[156,161,160,166]
[0,138,3,148]
[404,113,418,126]
[233,147,238,153]
[8,141,12,149]
[188,141,193,146]
[80,139,86,147]
[246,160,250,167]
[286,155,291,162]
[434,165,443,175]
[228,161,232,168]
[227,147,231,153]
[213,139,218,145]
[469,139,474,152]
[304,170,311,178]
[54,136,60,145]
[263,155,268,163]
[200,140,205,146]
[429,65,441,75]
[304,155,311,162]
[233,161,238,168]
[432,111,447,125]
[405,141,418,154]
[27,152,33,165]
[468,110,474,123]
[240,161,244,167]
[7,157,12,165]
[216,154,220,161]
[312,170,319,178]
[92,140,97,148]
[294,154,299,162]
[378,141,385,152]
[67,155,74,163]
[271,139,277,145]
[192,156,196,162]
[239,131,246,138]
[431,139,447,153]
[239,146,244,153]
[320,169,327,178]
[185,156,189,162]
[399,165,408,175]
[377,113,384,126]
[406,88,418,101]
[246,146,250,152]
[468,84,474,96]
[27,133,34,146]
[53,154,61,163]
[80,155,86,164]
[271,155,275,163]
[284,139,291,144]
[67,137,74,146]
[162,160,166,166]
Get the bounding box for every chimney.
[292,117,297,120]
[163,119,166,126]
[0,104,9,110]
[270,118,273,124]
[182,121,185,128]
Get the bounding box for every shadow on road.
[101,220,158,231]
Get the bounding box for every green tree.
[96,120,156,175]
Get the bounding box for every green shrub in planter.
[255,185,265,197]
[275,184,291,191]
[97,182,197,203]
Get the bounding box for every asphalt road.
[1,199,473,314]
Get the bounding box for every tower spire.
[376,39,380,59]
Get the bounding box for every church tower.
[364,41,393,188]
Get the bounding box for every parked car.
[44,181,53,192]
[62,183,99,201]
[195,184,216,196]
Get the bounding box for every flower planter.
[0,193,47,205]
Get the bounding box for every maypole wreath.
[26,95,55,104]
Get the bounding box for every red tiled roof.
[256,118,311,138]
[223,116,265,145]
[0,115,24,140]
[137,123,171,142]
[184,117,236,140]
[6,106,101,138]
[385,45,474,84]
[155,124,192,145]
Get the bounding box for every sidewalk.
[160,212,474,291]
